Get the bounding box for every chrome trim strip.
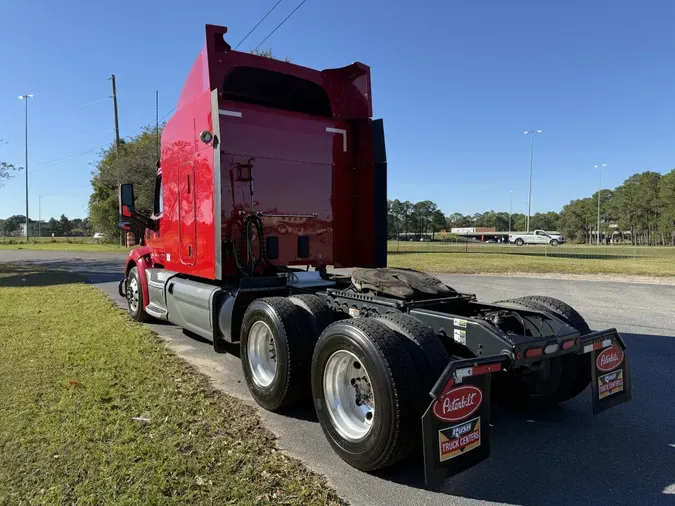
[211,88,222,280]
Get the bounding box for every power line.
[29,148,98,174]
[235,0,284,49]
[74,97,110,110]
[253,0,308,51]
[159,106,175,123]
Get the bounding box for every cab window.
[222,66,332,117]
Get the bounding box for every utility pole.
[109,75,123,246]
[18,94,33,240]
[110,75,121,152]
[523,129,542,233]
[594,164,607,246]
[38,196,42,238]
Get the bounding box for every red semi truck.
[118,25,631,484]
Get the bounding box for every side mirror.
[119,183,135,217]
[117,183,155,241]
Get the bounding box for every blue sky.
[1,0,674,222]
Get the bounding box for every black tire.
[375,312,450,403]
[240,297,313,412]
[311,318,420,471]
[126,266,149,322]
[514,295,592,401]
[515,238,524,246]
[514,296,590,335]
[550,239,560,247]
[288,294,334,338]
[497,296,591,403]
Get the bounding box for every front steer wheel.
[311,318,421,472]
[126,266,149,322]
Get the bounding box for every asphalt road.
[3,249,674,505]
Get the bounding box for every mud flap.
[582,329,632,415]
[422,355,510,485]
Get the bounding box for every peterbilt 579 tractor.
[118,24,631,484]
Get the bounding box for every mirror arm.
[123,213,156,236]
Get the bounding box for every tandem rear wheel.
[240,295,334,412]
[239,296,449,472]
[310,316,448,471]
[495,295,592,405]
[311,318,421,471]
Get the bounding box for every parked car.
[509,230,564,246]
[93,233,105,242]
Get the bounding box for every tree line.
[558,170,675,245]
[387,200,560,239]
[0,214,91,237]
[389,168,675,245]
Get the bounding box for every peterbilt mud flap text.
[421,355,509,484]
[422,328,631,484]
[583,329,632,414]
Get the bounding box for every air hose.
[233,213,297,279]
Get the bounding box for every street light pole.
[18,94,33,240]
[594,164,607,246]
[38,196,42,238]
[524,130,542,233]
[509,189,513,233]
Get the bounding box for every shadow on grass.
[0,265,82,287]
[371,332,675,505]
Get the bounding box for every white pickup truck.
[508,230,564,246]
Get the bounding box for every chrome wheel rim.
[323,350,375,442]
[127,276,139,312]
[247,321,277,388]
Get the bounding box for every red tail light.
[525,347,542,358]
[561,339,577,350]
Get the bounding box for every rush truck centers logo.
[433,385,482,422]
[598,370,624,399]
[438,417,481,462]
[596,344,624,372]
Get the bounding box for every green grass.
[389,240,675,258]
[0,264,343,505]
[388,252,675,276]
[0,238,127,253]
[387,240,675,277]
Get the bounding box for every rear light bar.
[525,347,542,358]
[454,362,503,380]
[561,338,578,350]
[582,338,613,354]
[544,343,559,354]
